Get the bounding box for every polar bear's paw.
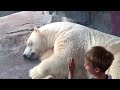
[42,75,54,79]
[29,66,41,79]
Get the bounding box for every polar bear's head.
[23,27,47,60]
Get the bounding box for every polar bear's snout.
[23,47,38,60]
[23,52,35,60]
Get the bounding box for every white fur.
[25,22,120,79]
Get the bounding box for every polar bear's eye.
[28,42,32,46]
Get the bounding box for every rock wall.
[49,11,112,35]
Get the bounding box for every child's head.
[84,46,114,76]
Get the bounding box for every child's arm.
[68,58,75,79]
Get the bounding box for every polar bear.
[23,22,120,79]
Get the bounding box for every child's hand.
[68,58,75,79]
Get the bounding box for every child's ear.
[95,67,100,73]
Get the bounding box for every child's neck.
[93,72,107,79]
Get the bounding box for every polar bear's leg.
[29,49,54,79]
[29,63,52,79]
[42,75,54,79]
[109,52,120,79]
[29,54,66,79]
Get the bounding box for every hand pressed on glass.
[68,58,75,79]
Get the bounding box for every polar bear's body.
[23,22,120,79]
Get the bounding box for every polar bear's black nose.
[31,52,35,57]
[23,54,27,59]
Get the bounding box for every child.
[68,46,114,79]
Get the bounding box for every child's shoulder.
[91,74,112,79]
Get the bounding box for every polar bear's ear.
[34,27,39,32]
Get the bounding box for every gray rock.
[49,11,91,25]
[90,11,112,34]
[50,11,112,34]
